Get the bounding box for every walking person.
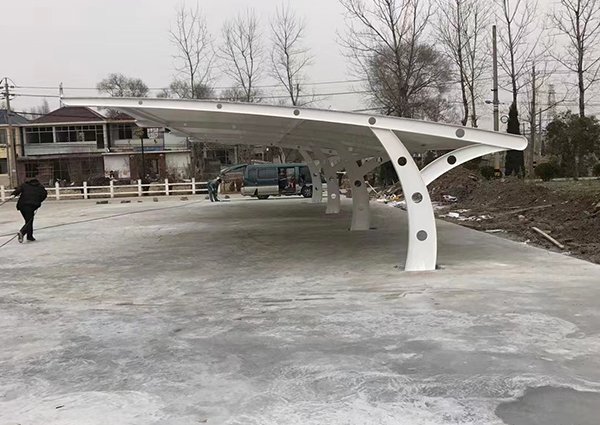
[207,177,222,202]
[11,178,48,243]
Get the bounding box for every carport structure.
[63,98,527,271]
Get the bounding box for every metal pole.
[492,26,501,175]
[3,78,18,188]
[528,64,536,176]
[539,107,544,156]
[140,134,146,180]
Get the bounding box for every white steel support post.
[312,150,341,214]
[299,150,323,203]
[420,145,505,186]
[372,128,437,271]
[338,151,380,231]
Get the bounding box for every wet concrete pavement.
[1,196,599,424]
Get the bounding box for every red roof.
[32,106,106,124]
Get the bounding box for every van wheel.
[301,185,312,198]
[257,195,270,200]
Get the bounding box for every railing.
[0,178,209,201]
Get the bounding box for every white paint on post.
[372,128,437,271]
[299,149,323,204]
[138,179,142,197]
[0,185,5,202]
[165,179,170,196]
[346,167,370,231]
[191,178,196,195]
[337,150,381,231]
[83,181,88,200]
[313,150,341,214]
[109,180,115,198]
[55,182,60,201]
[325,177,341,214]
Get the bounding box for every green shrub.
[479,165,496,180]
[593,163,600,177]
[534,162,560,181]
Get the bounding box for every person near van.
[11,178,48,243]
[207,177,222,202]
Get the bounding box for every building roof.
[0,109,29,125]
[107,111,136,121]
[32,106,106,124]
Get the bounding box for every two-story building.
[0,109,29,187]
[17,106,191,185]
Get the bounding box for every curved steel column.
[313,150,341,214]
[299,150,323,204]
[338,151,381,231]
[372,128,437,271]
[421,145,504,186]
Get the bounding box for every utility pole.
[538,107,543,156]
[3,78,18,188]
[492,25,501,176]
[528,64,536,176]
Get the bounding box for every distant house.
[0,109,29,187]
[17,107,191,185]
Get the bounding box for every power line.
[15,78,370,92]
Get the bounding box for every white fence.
[0,179,209,202]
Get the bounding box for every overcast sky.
[3,0,563,127]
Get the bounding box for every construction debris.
[427,168,600,264]
[532,226,566,250]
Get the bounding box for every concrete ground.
[0,196,599,425]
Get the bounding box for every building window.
[0,158,7,174]
[0,129,6,145]
[96,126,105,149]
[53,125,104,143]
[118,124,134,139]
[25,163,38,178]
[25,127,54,144]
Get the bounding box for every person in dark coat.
[207,177,222,202]
[11,178,48,243]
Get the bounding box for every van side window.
[248,168,257,181]
[299,166,311,184]
[258,168,276,179]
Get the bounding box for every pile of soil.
[429,167,480,202]
[432,168,600,265]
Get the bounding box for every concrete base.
[1,197,599,424]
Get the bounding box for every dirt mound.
[429,167,480,202]
[437,175,600,264]
[462,178,558,210]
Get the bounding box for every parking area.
[1,197,599,424]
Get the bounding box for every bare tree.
[269,4,313,106]
[97,73,149,97]
[220,9,264,103]
[339,0,452,119]
[158,80,214,99]
[549,0,600,117]
[494,0,542,106]
[25,98,51,119]
[170,3,214,99]
[436,0,491,127]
